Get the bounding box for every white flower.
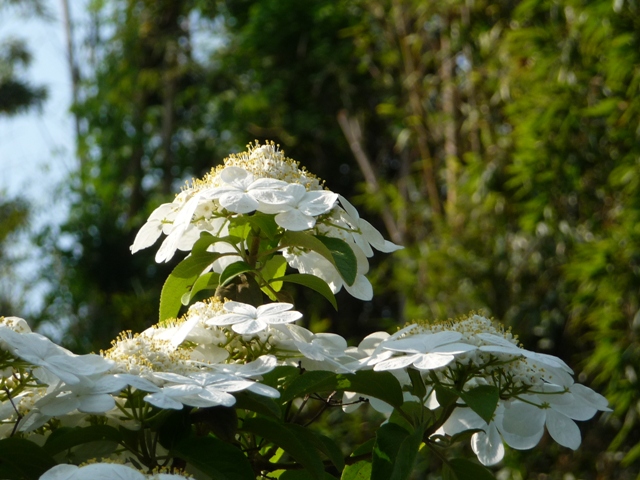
[39,463,145,480]
[338,196,403,256]
[0,327,113,385]
[130,203,176,254]
[282,248,373,300]
[274,324,356,373]
[35,374,128,416]
[209,166,288,213]
[206,301,302,335]
[253,183,338,231]
[144,372,257,410]
[373,331,476,371]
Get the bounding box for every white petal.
[546,409,581,449]
[114,374,161,393]
[471,426,505,466]
[498,401,545,450]
[197,389,237,407]
[571,383,611,411]
[246,382,280,398]
[224,301,258,316]
[373,353,422,371]
[39,464,79,480]
[78,394,116,414]
[219,192,259,213]
[298,191,338,216]
[344,274,373,300]
[232,319,267,334]
[262,311,303,325]
[275,210,315,231]
[210,313,250,326]
[143,392,185,410]
[256,303,294,316]
[130,220,163,253]
[441,406,485,436]
[384,331,463,354]
[338,195,360,221]
[412,353,455,370]
[220,166,252,187]
[39,395,79,416]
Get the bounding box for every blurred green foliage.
[29,0,640,477]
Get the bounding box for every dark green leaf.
[407,367,426,399]
[280,370,336,403]
[0,437,57,480]
[280,370,404,410]
[233,390,283,419]
[446,458,496,480]
[43,425,122,455]
[280,471,338,480]
[389,424,424,480]
[285,423,345,471]
[315,235,357,286]
[259,365,300,391]
[242,416,326,480]
[434,384,459,410]
[276,273,338,310]
[219,260,254,286]
[172,436,254,480]
[459,386,499,425]
[159,251,220,321]
[371,423,409,480]
[158,408,192,450]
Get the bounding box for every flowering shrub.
[0,142,608,479]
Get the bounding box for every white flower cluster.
[339,314,610,466]
[40,463,194,480]
[130,141,402,300]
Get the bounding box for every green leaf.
[371,423,408,480]
[242,417,326,480]
[341,461,372,480]
[407,367,426,399]
[285,423,345,471]
[43,425,122,455]
[172,436,254,480]
[445,458,496,480]
[233,390,283,419]
[185,271,220,303]
[280,471,338,480]
[434,384,459,410]
[276,273,338,310]
[280,370,404,409]
[157,408,192,450]
[191,231,243,255]
[247,212,280,240]
[459,386,499,425]
[261,255,288,292]
[259,365,301,390]
[159,251,220,321]
[387,401,428,431]
[279,231,356,285]
[371,422,425,480]
[389,424,424,480]
[0,437,57,480]
[219,260,254,286]
[315,235,357,286]
[280,370,336,403]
